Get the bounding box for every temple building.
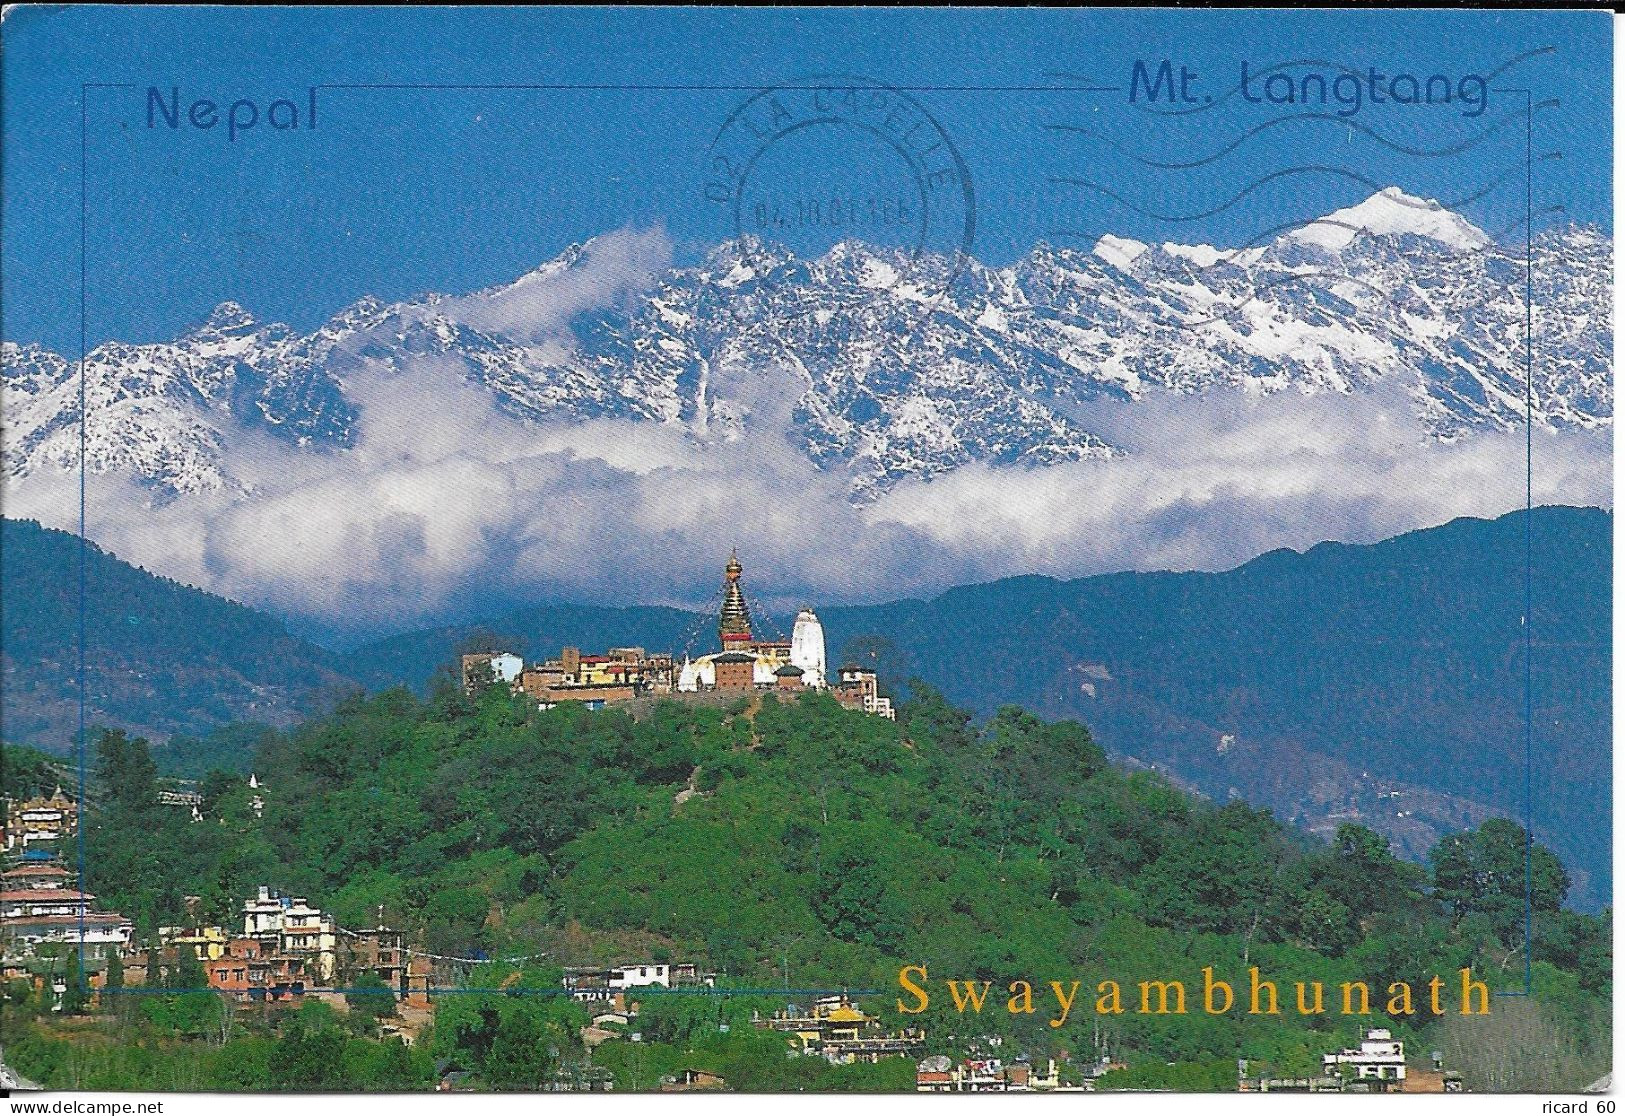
[519,646,675,708]
[756,995,924,1064]
[450,552,891,718]
[678,554,829,697]
[3,786,78,854]
[671,553,893,716]
[0,858,132,953]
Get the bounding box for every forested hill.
[349,506,1612,909]
[2,508,1610,906]
[817,505,1613,911]
[0,518,357,747]
[58,687,1611,1093]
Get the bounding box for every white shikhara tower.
[790,608,827,689]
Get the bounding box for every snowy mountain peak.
[1287,187,1492,253]
[1092,233,1149,270]
[701,234,795,277]
[199,300,258,333]
[1,190,1610,503]
[524,241,589,280]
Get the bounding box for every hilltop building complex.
[460,553,893,719]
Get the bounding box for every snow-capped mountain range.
[3,188,1611,501]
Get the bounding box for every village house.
[204,938,264,997]
[3,787,78,853]
[561,960,717,1002]
[239,886,338,985]
[162,925,231,961]
[1322,1028,1407,1089]
[460,651,525,695]
[831,666,894,720]
[155,787,205,812]
[176,889,430,1011]
[580,1008,635,1049]
[3,954,111,1012]
[203,935,311,1001]
[1,862,74,890]
[1236,1067,1344,1094]
[757,995,924,1064]
[914,1055,1059,1092]
[0,869,132,953]
[3,883,95,922]
[406,953,434,1006]
[339,922,409,996]
[1237,1030,1460,1094]
[519,646,675,709]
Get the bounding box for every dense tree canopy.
[5,679,1609,1092]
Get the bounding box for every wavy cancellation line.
[1045,100,1558,171]
[1049,157,1555,227]
[1046,45,1557,119]
[1045,203,1567,279]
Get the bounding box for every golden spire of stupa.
[719,550,753,646]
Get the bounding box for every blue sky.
[1,5,1611,354]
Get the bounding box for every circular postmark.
[704,76,976,326]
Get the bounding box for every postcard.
[0,4,1612,1102]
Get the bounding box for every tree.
[96,729,159,816]
[345,971,396,1024]
[1430,819,1568,946]
[104,947,124,992]
[365,1038,428,1090]
[1297,889,1358,956]
[1536,909,1611,995]
[199,768,242,815]
[0,745,64,799]
[101,947,132,1024]
[483,1006,549,1090]
[59,973,89,1016]
[269,1019,344,1090]
[1139,801,1288,937]
[1317,824,1426,915]
[142,947,221,1037]
[812,842,908,951]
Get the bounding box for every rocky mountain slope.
[4,189,1610,500]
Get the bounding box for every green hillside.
[6,683,1609,1092]
[4,509,1609,908]
[817,506,1613,910]
[0,518,357,748]
[347,506,1615,910]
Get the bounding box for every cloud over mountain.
[1,191,1611,635]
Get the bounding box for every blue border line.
[103,987,885,997]
[1489,85,1538,998]
[76,82,88,993]
[75,80,139,998]
[70,74,1549,1004]
[1523,85,1534,1000]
